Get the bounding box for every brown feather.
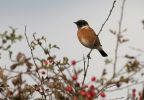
[77,26,101,49]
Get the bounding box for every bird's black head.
[74,20,89,29]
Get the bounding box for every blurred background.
[0,0,144,99]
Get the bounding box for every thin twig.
[24,27,39,73]
[96,63,144,98]
[24,26,47,99]
[106,80,144,92]
[32,33,51,57]
[82,55,86,85]
[142,20,144,30]
[109,97,125,100]
[82,56,90,85]
[83,54,86,72]
[113,0,126,77]
[98,0,117,36]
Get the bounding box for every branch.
[98,0,117,36]
[24,26,40,76]
[142,20,144,30]
[82,54,90,85]
[106,80,144,92]
[113,0,126,77]
[24,26,47,99]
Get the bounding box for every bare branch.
[113,0,126,77]
[98,0,117,36]
[24,26,47,99]
[82,55,90,85]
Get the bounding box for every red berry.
[139,97,143,100]
[132,88,136,93]
[89,90,96,97]
[71,60,77,66]
[75,82,80,87]
[132,92,136,97]
[43,60,49,65]
[89,85,95,90]
[132,89,136,98]
[72,75,78,81]
[80,90,87,97]
[65,85,73,93]
[100,92,106,98]
[86,92,92,99]
[91,76,96,82]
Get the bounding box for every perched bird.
[74,20,108,57]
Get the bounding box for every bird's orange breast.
[77,27,101,49]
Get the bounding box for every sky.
[0,0,144,99]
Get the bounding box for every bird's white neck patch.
[81,25,89,29]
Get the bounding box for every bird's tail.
[98,47,108,57]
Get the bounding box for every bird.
[74,20,108,57]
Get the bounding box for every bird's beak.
[73,22,77,24]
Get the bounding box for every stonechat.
[74,20,108,57]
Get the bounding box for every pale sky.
[0,0,144,99]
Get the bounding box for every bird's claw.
[87,53,91,59]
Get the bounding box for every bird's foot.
[87,49,93,59]
[87,53,91,59]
